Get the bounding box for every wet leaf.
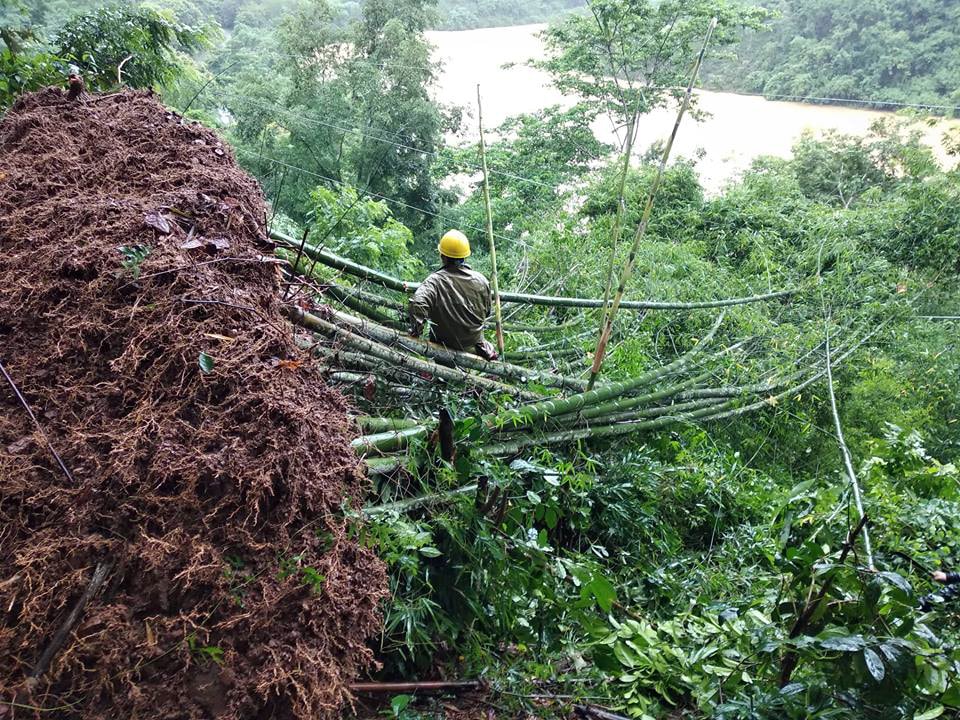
[390,694,412,717]
[819,635,866,652]
[863,647,885,682]
[144,211,171,234]
[198,352,214,374]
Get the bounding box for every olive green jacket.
[409,264,492,351]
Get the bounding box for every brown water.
[427,24,958,194]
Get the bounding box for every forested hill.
[434,0,584,30]
[707,0,960,110]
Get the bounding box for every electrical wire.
[232,146,533,249]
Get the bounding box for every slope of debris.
[0,88,386,719]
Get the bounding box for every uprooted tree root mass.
[0,88,387,718]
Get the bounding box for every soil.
[0,88,387,719]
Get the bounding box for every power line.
[234,147,532,249]
[208,45,960,115]
[201,86,564,193]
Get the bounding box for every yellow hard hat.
[438,229,470,259]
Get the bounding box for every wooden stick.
[350,680,482,693]
[28,560,112,686]
[586,18,718,391]
[477,85,505,355]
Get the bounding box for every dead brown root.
[0,88,387,719]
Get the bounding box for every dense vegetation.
[433,0,583,30]
[706,0,960,111]
[3,0,960,718]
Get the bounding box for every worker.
[409,229,498,360]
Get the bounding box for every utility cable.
[233,146,533,250]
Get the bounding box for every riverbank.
[427,24,958,194]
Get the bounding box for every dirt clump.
[0,88,387,718]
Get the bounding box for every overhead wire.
[197,84,562,193]
[207,47,960,114]
[232,145,534,250]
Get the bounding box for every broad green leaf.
[914,706,944,720]
[819,635,866,652]
[198,352,214,374]
[863,647,885,682]
[391,694,412,717]
[589,575,617,613]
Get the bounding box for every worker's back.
[410,264,491,351]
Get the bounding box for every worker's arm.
[933,571,960,584]
[408,277,436,337]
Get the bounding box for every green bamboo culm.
[270,230,793,311]
[486,312,725,431]
[477,84,505,355]
[587,17,719,391]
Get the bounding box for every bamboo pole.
[352,426,429,455]
[477,84,505,355]
[288,307,538,400]
[486,312,724,430]
[598,108,641,342]
[320,283,402,327]
[562,370,715,423]
[355,416,423,433]
[320,305,586,393]
[824,328,875,569]
[500,317,586,334]
[271,230,794,310]
[586,18,718,391]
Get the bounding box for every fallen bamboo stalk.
[321,305,586,393]
[320,284,403,327]
[289,307,540,401]
[364,483,480,516]
[365,456,405,476]
[592,396,730,425]
[500,317,586,334]
[355,416,423,433]
[485,312,724,430]
[561,371,715,424]
[271,231,795,311]
[352,426,430,455]
[503,347,583,362]
[824,327,874,569]
[477,84,505,354]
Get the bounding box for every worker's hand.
[933,570,949,583]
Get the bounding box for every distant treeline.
[707,0,960,111]
[434,0,584,30]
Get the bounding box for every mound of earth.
[0,88,386,719]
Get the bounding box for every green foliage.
[536,0,770,126]
[307,185,423,278]
[0,43,60,108]
[217,0,457,228]
[435,103,610,245]
[435,0,584,30]
[55,4,213,91]
[117,243,151,279]
[707,0,960,111]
